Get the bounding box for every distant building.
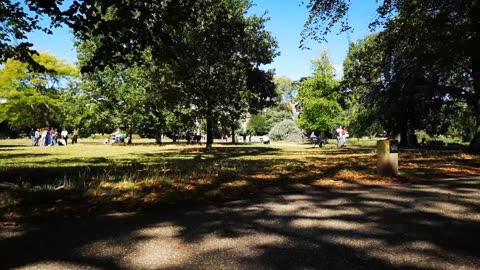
[287,102,300,119]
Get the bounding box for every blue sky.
[28,0,380,81]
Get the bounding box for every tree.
[2,1,278,149]
[76,49,153,144]
[66,0,279,148]
[296,51,342,134]
[60,81,100,136]
[274,76,297,104]
[1,0,59,71]
[0,52,76,130]
[247,114,268,135]
[0,1,237,72]
[160,0,278,148]
[304,0,480,153]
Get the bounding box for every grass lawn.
[1,137,479,223]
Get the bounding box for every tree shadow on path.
[1,176,479,269]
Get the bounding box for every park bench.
[309,137,327,147]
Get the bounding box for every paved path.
[1,176,480,269]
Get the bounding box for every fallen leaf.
[175,244,189,249]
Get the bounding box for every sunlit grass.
[0,138,478,221]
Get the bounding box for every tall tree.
[159,0,278,148]
[303,0,480,153]
[0,52,76,129]
[2,1,278,149]
[1,0,57,70]
[341,35,384,138]
[296,51,342,134]
[274,76,297,104]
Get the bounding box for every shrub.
[269,119,304,142]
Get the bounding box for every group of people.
[335,126,349,147]
[310,131,326,147]
[30,128,78,146]
[105,132,126,144]
[186,133,202,144]
[310,126,349,148]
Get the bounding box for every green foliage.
[77,63,149,142]
[146,0,278,147]
[296,98,342,133]
[342,35,385,137]
[296,51,343,133]
[0,0,61,71]
[298,52,340,101]
[0,52,76,129]
[1,0,279,149]
[269,119,304,142]
[247,114,268,135]
[265,107,294,130]
[303,0,480,152]
[274,76,297,103]
[342,29,474,145]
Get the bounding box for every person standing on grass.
[40,128,47,146]
[30,128,35,146]
[34,128,40,146]
[46,128,51,146]
[72,129,78,144]
[318,131,326,147]
[50,128,57,146]
[336,126,343,146]
[341,127,349,147]
[61,129,68,146]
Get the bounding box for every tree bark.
[43,109,50,127]
[155,133,162,144]
[468,53,480,154]
[468,3,480,154]
[399,129,408,146]
[206,116,213,149]
[127,119,133,144]
[231,125,235,143]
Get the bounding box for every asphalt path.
[1,176,479,270]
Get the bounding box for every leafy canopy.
[0,52,76,129]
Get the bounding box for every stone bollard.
[377,139,399,176]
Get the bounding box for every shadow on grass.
[0,144,29,149]
[1,177,479,269]
[1,145,479,218]
[0,152,52,160]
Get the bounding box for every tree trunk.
[399,129,408,146]
[470,127,480,154]
[231,125,235,144]
[155,133,162,144]
[468,1,480,154]
[206,116,213,149]
[43,110,50,127]
[128,130,133,144]
[468,53,480,154]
